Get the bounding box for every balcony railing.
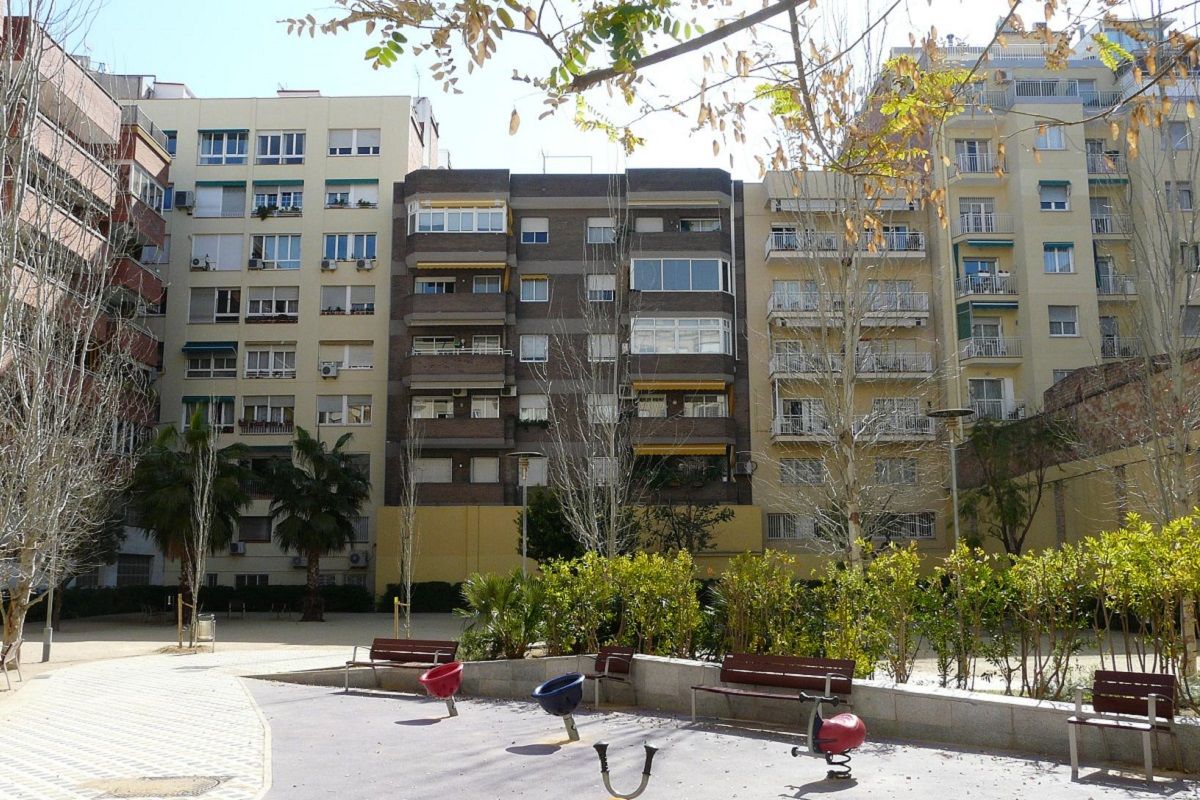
[971,399,1027,421]
[854,414,935,438]
[955,274,1018,296]
[1091,214,1131,235]
[120,105,170,152]
[772,415,829,437]
[245,313,298,324]
[410,345,513,356]
[954,152,1004,173]
[1087,152,1127,173]
[244,368,297,379]
[952,213,1015,236]
[1097,274,1137,295]
[765,230,925,256]
[856,351,934,374]
[768,292,930,314]
[960,337,1022,359]
[1102,337,1141,359]
[770,353,843,374]
[321,304,376,316]
[238,420,295,435]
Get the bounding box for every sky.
[70,0,1074,179]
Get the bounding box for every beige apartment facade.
[137,87,439,591]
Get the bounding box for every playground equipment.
[532,672,585,741]
[593,742,659,799]
[790,692,867,780]
[418,661,464,717]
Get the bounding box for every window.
[870,512,935,540]
[473,275,501,293]
[1035,124,1065,150]
[323,233,376,261]
[766,514,818,541]
[115,554,153,587]
[636,394,667,418]
[320,285,375,315]
[317,395,373,425]
[256,130,305,164]
[130,165,165,213]
[524,457,549,487]
[246,286,299,320]
[414,458,452,483]
[1048,305,1079,336]
[182,397,235,431]
[324,182,379,207]
[520,276,549,302]
[587,333,617,362]
[194,184,246,218]
[188,287,241,323]
[683,394,727,418]
[681,218,721,232]
[632,258,730,292]
[587,274,616,302]
[162,185,173,212]
[781,459,826,485]
[164,130,177,157]
[634,216,663,233]
[191,234,243,270]
[198,130,248,165]
[328,128,380,156]
[244,346,296,378]
[590,457,616,486]
[520,217,549,244]
[351,517,370,544]
[471,396,500,419]
[587,393,618,424]
[957,197,995,233]
[875,458,917,485]
[412,336,454,354]
[186,353,237,378]
[250,235,301,270]
[520,335,548,363]
[1043,244,1074,273]
[142,236,170,267]
[241,395,295,427]
[1052,369,1074,384]
[235,574,269,589]
[415,277,455,294]
[630,317,732,355]
[1167,120,1192,150]
[519,394,549,421]
[1038,184,1069,211]
[318,342,374,370]
[408,203,505,233]
[472,335,501,353]
[412,396,455,419]
[469,457,499,483]
[1183,306,1200,338]
[253,185,303,212]
[1168,181,1194,210]
[587,216,616,244]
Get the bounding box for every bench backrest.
[594,646,635,675]
[369,638,458,664]
[1093,670,1176,720]
[720,653,855,695]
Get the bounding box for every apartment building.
[376,168,759,583]
[742,173,949,565]
[126,85,439,591]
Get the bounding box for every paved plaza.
[0,614,1198,799]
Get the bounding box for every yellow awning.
[415,262,507,270]
[631,380,728,391]
[634,444,728,457]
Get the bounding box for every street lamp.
[926,406,974,548]
[506,451,543,576]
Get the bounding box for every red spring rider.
[419,661,463,717]
[790,691,867,780]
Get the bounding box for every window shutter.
[956,302,972,340]
[189,289,215,323]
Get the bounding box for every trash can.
[195,613,216,652]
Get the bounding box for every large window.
[324,233,376,261]
[194,184,246,218]
[587,393,618,424]
[244,346,296,379]
[318,342,374,370]
[317,394,373,425]
[191,234,243,270]
[414,458,452,483]
[1048,305,1079,336]
[115,554,153,587]
[520,217,549,244]
[256,130,305,164]
[1043,244,1074,274]
[412,396,455,419]
[587,333,617,362]
[1168,181,1194,211]
[1034,124,1065,150]
[471,396,500,419]
[1167,120,1192,150]
[875,457,917,485]
[683,394,727,417]
[473,275,502,294]
[586,217,616,244]
[188,287,241,323]
[321,285,375,315]
[587,274,616,302]
[766,513,818,541]
[408,203,505,233]
[238,516,272,542]
[415,278,455,294]
[242,395,295,426]
[632,259,730,292]
[471,457,500,483]
[186,353,237,378]
[254,185,303,212]
[246,286,299,320]
[870,512,935,540]
[781,458,826,485]
[636,393,667,418]
[324,181,379,207]
[630,317,732,355]
[1038,184,1069,211]
[520,276,549,302]
[250,235,301,270]
[182,398,235,432]
[327,128,381,156]
[130,165,165,212]
[198,131,248,165]
[681,218,721,232]
[518,394,549,421]
[520,335,549,363]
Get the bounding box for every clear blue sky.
[72,0,1024,179]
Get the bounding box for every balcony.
[959,337,1022,360]
[113,191,167,245]
[245,313,299,325]
[120,105,170,153]
[1087,153,1127,174]
[416,483,511,505]
[769,352,843,377]
[955,274,1017,297]
[764,230,925,258]
[952,152,1004,176]
[111,255,164,305]
[952,214,1015,238]
[772,415,830,440]
[244,368,297,380]
[415,416,514,448]
[238,420,295,435]
[630,416,737,446]
[1102,337,1141,359]
[769,351,933,378]
[33,114,115,205]
[970,399,1027,422]
[407,346,513,389]
[1097,274,1137,297]
[854,414,936,441]
[115,321,161,369]
[1091,214,1131,237]
[767,291,930,327]
[405,291,509,326]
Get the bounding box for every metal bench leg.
[1068,725,1079,781]
[344,665,350,693]
[1142,731,1154,783]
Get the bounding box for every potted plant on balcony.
[255,204,274,221]
[356,198,375,208]
[328,197,349,208]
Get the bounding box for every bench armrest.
[349,644,375,662]
[599,653,633,677]
[1074,685,1084,716]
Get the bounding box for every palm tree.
[129,414,251,605]
[268,427,371,621]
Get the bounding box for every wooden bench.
[1068,670,1181,782]
[1,639,22,691]
[583,645,635,706]
[344,638,458,692]
[691,653,855,723]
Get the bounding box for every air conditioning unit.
[356,259,374,271]
[348,551,370,568]
[229,542,247,556]
[174,190,194,208]
[617,384,635,400]
[291,555,308,568]
[320,362,340,378]
[320,259,336,271]
[248,258,263,270]
[501,385,517,397]
[452,388,467,398]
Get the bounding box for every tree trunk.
[302,551,323,621]
[2,581,33,650]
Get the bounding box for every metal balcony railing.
[854,414,935,438]
[955,274,1018,296]
[244,368,297,379]
[952,213,1015,236]
[970,399,1027,421]
[769,353,844,374]
[856,351,934,374]
[410,345,512,356]
[772,415,829,437]
[1101,337,1141,358]
[765,230,925,256]
[1097,274,1137,295]
[1091,214,1131,235]
[767,292,930,314]
[954,152,1004,173]
[121,105,171,151]
[1087,152,1127,173]
[960,337,1022,359]
[238,420,295,435]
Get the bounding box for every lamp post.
[926,406,974,548]
[506,451,543,576]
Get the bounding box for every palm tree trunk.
[302,551,323,621]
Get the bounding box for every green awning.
[197,128,248,134]
[1089,177,1130,185]
[1044,242,1074,248]
[181,395,233,403]
[252,179,304,187]
[196,180,246,188]
[324,178,378,186]
[970,301,1019,310]
[182,341,237,354]
[965,239,1014,248]
[1038,179,1070,187]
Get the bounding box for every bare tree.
[0,5,153,652]
[393,419,423,637]
[181,427,218,647]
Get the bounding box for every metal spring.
[824,751,853,780]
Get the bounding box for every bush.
[377,582,465,613]
[864,543,924,684]
[711,551,807,656]
[455,569,543,660]
[539,552,619,655]
[613,551,702,658]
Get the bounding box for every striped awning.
[181,341,237,354]
[964,239,1014,247]
[634,444,728,457]
[252,179,304,187]
[196,180,246,188]
[325,178,379,186]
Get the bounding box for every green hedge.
[377,582,465,613]
[28,583,374,621]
